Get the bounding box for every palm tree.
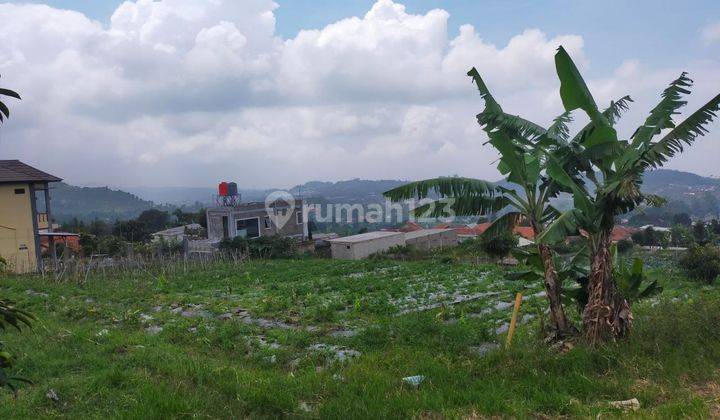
[0,75,21,124]
[539,47,720,343]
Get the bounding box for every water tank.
[227,182,238,196]
[218,182,228,197]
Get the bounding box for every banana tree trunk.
[537,243,572,335]
[582,230,632,344]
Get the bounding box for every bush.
[219,235,297,259]
[480,230,518,260]
[616,239,634,254]
[679,244,720,284]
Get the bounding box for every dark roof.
[0,160,62,184]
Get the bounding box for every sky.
[0,0,718,189]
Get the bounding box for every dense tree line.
[60,208,207,256]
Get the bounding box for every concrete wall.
[207,200,305,241]
[330,233,405,260]
[0,183,37,273]
[405,229,458,251]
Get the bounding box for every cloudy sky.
[0,0,718,189]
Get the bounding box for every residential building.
[0,160,62,273]
[206,199,306,242]
[152,223,203,242]
[405,228,458,251]
[328,231,405,260]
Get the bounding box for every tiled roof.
[0,160,61,183]
[580,226,638,242]
[450,222,535,239]
[399,222,424,232]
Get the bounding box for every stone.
[145,325,163,335]
[469,342,500,356]
[609,398,640,411]
[402,375,425,388]
[329,329,358,338]
[46,389,60,402]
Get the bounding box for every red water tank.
[218,182,229,197]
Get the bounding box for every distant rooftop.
[328,231,403,244]
[0,160,62,184]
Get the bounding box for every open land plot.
[0,255,719,418]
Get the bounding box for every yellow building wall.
[0,183,37,273]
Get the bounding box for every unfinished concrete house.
[328,231,405,260]
[405,229,458,251]
[206,183,306,242]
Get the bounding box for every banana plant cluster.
[537,47,720,342]
[384,46,720,344]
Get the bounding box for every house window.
[14,188,25,195]
[296,210,303,225]
[263,216,271,229]
[236,218,260,238]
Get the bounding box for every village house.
[0,160,77,273]
[206,200,307,242]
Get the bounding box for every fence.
[38,240,248,283]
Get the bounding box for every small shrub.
[480,230,518,261]
[679,244,720,284]
[219,235,297,259]
[616,239,634,254]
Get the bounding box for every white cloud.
[0,0,718,188]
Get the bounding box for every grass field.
[0,254,719,418]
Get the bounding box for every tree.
[672,212,692,227]
[383,67,599,336]
[679,244,720,284]
[539,47,720,343]
[710,219,720,236]
[113,220,149,242]
[137,209,170,232]
[670,224,693,247]
[692,221,708,245]
[481,231,518,261]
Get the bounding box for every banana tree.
[384,70,582,336]
[539,46,720,343]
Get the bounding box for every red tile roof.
[579,226,638,242]
[449,222,535,240]
[399,222,424,232]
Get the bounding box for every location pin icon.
[265,190,296,230]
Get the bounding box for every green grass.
[0,256,718,418]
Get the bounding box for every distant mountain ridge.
[53,170,719,221]
[52,182,154,222]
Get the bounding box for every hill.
[53,170,719,222]
[51,183,154,222]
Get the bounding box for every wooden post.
[506,292,523,348]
